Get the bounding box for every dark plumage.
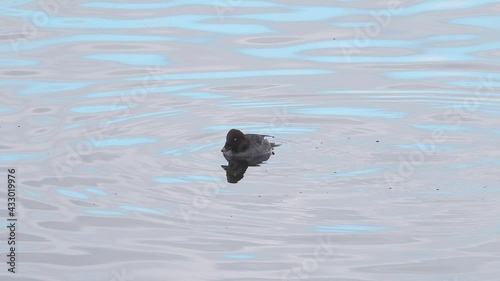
[220,129,277,165]
[221,129,249,153]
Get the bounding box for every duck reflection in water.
[220,129,278,183]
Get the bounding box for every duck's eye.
[233,138,238,142]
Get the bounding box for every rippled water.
[1,1,500,280]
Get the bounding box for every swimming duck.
[220,129,276,165]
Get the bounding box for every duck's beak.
[221,146,228,152]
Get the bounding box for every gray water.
[1,1,500,280]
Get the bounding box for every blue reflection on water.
[450,16,500,29]
[449,163,475,169]
[70,105,133,113]
[0,81,93,96]
[129,69,332,81]
[34,117,58,125]
[0,34,200,53]
[82,1,280,9]
[387,70,483,80]
[203,124,315,134]
[159,149,182,156]
[315,224,388,233]
[413,124,468,132]
[103,110,180,125]
[183,175,220,181]
[84,53,168,66]
[57,189,90,200]
[119,205,165,215]
[92,138,158,147]
[0,58,38,66]
[85,188,107,196]
[302,168,382,181]
[187,143,219,153]
[63,123,84,130]
[232,6,357,21]
[224,254,255,259]
[295,107,406,119]
[25,190,44,198]
[241,39,500,63]
[85,210,123,215]
[336,168,382,177]
[424,34,479,42]
[0,153,46,162]
[159,143,220,156]
[331,22,371,28]
[153,177,189,184]
[400,0,499,15]
[173,92,226,99]
[0,106,15,113]
[398,144,453,151]
[486,159,500,165]
[222,100,301,109]
[449,80,500,89]
[153,175,221,183]
[31,15,270,34]
[84,84,203,98]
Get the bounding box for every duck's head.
[221,129,249,153]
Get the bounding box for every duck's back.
[245,134,272,153]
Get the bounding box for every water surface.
[1,1,500,281]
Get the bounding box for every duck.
[220,129,277,165]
